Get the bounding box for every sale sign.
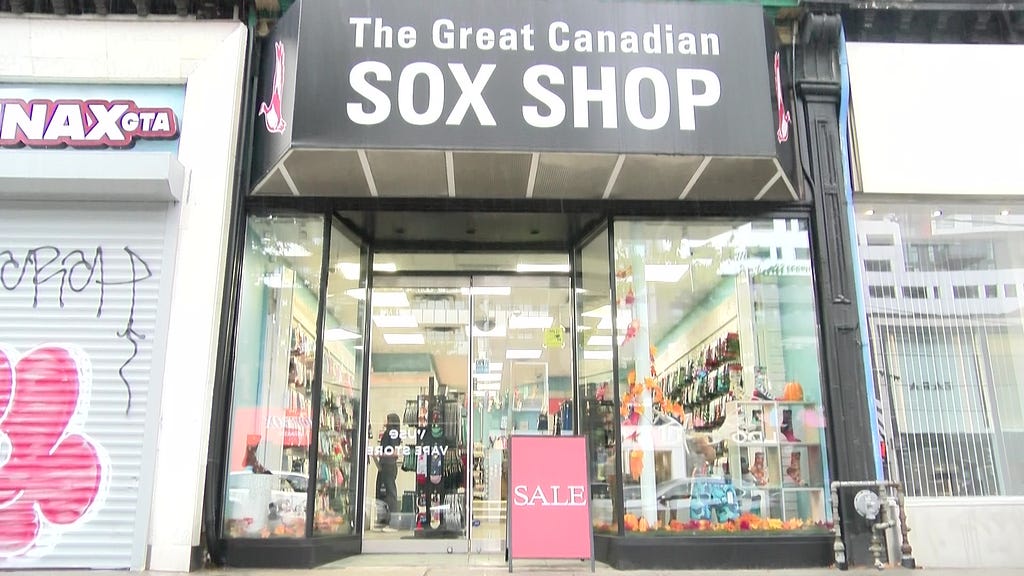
[507,435,593,569]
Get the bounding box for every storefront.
[207,0,871,569]
[845,40,1024,567]
[0,16,247,572]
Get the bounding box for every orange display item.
[629,449,644,481]
[782,381,804,401]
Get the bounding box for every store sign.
[508,436,592,566]
[256,0,777,159]
[0,98,178,148]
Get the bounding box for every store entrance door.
[361,268,574,555]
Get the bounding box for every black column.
[795,12,876,569]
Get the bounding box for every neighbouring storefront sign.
[0,98,177,148]
[253,0,780,169]
[507,435,593,569]
[0,85,182,151]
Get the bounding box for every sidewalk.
[9,553,1024,573]
[5,555,1024,576]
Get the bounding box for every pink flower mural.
[0,346,108,557]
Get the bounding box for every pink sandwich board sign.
[507,435,595,572]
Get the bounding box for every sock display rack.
[413,377,467,537]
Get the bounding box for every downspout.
[837,25,883,480]
[202,0,259,566]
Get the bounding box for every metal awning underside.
[252,149,797,202]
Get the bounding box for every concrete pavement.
[4,555,1024,576]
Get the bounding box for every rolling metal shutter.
[0,202,167,569]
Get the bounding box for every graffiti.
[0,245,153,414]
[0,345,110,558]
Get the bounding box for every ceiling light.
[644,264,689,283]
[337,262,360,280]
[588,334,626,347]
[474,373,502,383]
[373,262,397,273]
[506,349,542,360]
[343,289,411,307]
[516,263,571,273]
[476,381,502,391]
[1001,209,1011,216]
[373,314,418,328]
[461,286,512,296]
[508,315,554,329]
[325,328,362,341]
[383,333,424,345]
[864,209,875,216]
[582,305,611,318]
[584,349,614,360]
[932,210,943,218]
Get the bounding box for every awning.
[250,0,798,202]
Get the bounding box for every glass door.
[360,269,574,554]
[467,275,574,553]
[362,275,471,552]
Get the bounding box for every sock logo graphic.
[774,51,790,144]
[259,41,288,134]
[0,345,109,558]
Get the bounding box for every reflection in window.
[857,203,1024,497]
[587,219,831,536]
[223,214,325,539]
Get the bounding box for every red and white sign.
[0,98,178,148]
[507,435,593,566]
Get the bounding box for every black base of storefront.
[594,533,834,570]
[220,536,359,568]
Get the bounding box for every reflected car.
[226,470,308,524]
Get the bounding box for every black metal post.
[796,12,877,569]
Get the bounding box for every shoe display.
[750,451,769,486]
[780,408,800,442]
[785,451,803,486]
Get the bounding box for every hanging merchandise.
[629,448,644,481]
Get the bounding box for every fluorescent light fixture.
[644,264,689,283]
[516,263,571,273]
[383,333,424,345]
[476,381,502,391]
[488,362,502,373]
[508,315,554,330]
[588,334,626,347]
[864,209,876,216]
[345,289,411,307]
[337,262,360,280]
[325,328,361,341]
[373,262,397,273]
[584,349,614,360]
[373,314,418,328]
[460,286,512,296]
[506,349,542,360]
[474,373,502,383]
[932,210,943,218]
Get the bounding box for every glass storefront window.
[576,228,619,534]
[314,223,367,534]
[223,214,325,538]
[856,202,1024,497]
[222,214,368,539]
[597,219,831,535]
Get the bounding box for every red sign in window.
[507,435,594,570]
